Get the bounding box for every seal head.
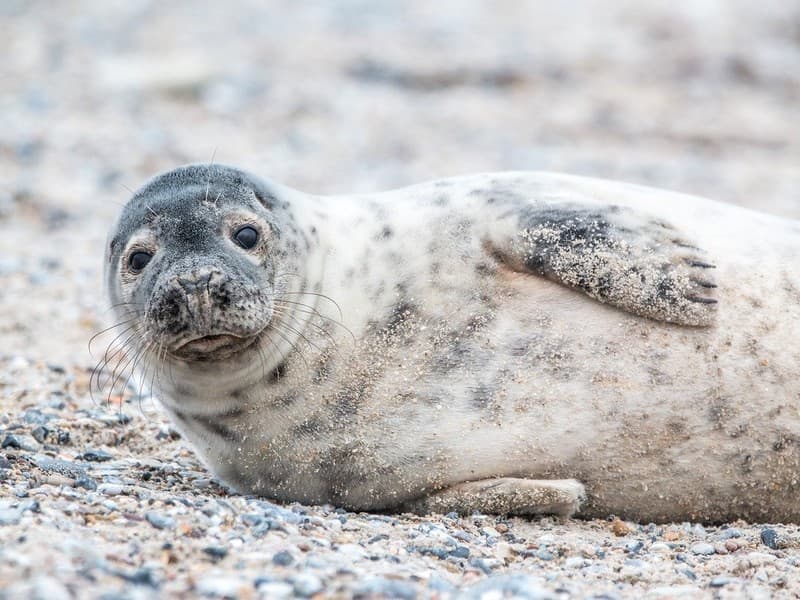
[105,164,294,366]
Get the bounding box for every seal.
[104,163,800,523]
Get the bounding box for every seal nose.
[177,270,214,294]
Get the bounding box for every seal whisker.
[274,299,355,344]
[278,290,345,321]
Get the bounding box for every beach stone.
[291,573,324,597]
[145,511,175,530]
[760,528,779,550]
[690,543,715,556]
[2,434,39,451]
[462,574,556,599]
[272,550,294,566]
[354,576,418,599]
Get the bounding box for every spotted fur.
[105,164,800,523]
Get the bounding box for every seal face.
[106,166,297,366]
[104,164,800,523]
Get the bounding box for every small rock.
[30,575,72,600]
[30,426,49,444]
[97,484,124,496]
[709,576,737,588]
[291,573,323,597]
[22,409,52,425]
[663,530,681,541]
[145,511,175,530]
[203,545,228,560]
[254,581,294,598]
[724,539,741,553]
[74,475,98,491]
[536,549,554,561]
[272,550,294,566]
[462,574,554,600]
[2,434,39,452]
[760,527,779,550]
[354,577,417,600]
[196,576,246,598]
[650,542,671,553]
[718,527,742,540]
[0,508,21,526]
[450,545,470,559]
[625,540,644,554]
[564,556,585,569]
[78,449,114,462]
[611,518,631,536]
[690,543,715,556]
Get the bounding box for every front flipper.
[487,204,718,326]
[401,477,586,518]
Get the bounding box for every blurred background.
[1,0,799,365]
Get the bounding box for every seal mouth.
[171,333,259,362]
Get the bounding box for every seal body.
[105,164,800,523]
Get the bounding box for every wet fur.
[106,165,800,523]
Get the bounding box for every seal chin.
[171,333,259,362]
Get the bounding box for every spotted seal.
[104,163,800,523]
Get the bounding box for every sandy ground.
[1,1,799,598]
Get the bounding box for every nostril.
[177,270,215,292]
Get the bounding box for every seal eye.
[233,225,259,249]
[129,251,152,272]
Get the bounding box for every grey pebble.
[203,545,228,560]
[760,527,779,550]
[462,574,557,600]
[450,545,470,558]
[690,543,715,556]
[30,426,49,444]
[537,549,555,561]
[98,483,125,496]
[0,508,22,526]
[78,449,114,462]
[717,527,742,540]
[354,576,418,599]
[272,550,294,566]
[625,540,644,554]
[22,409,53,425]
[291,573,324,597]
[145,511,175,530]
[2,434,40,452]
[196,576,246,598]
[709,576,738,587]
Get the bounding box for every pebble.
[291,573,324,597]
[2,434,40,452]
[145,511,176,530]
[760,527,779,550]
[203,545,228,560]
[354,576,418,599]
[709,576,738,587]
[271,550,294,566]
[97,484,125,496]
[255,581,294,598]
[78,449,114,462]
[689,543,715,556]
[195,576,246,598]
[462,574,556,600]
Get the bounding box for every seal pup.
[104,164,800,523]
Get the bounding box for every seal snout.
[148,264,272,362]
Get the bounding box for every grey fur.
[103,164,800,523]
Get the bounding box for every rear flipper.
[485,203,718,326]
[402,477,586,518]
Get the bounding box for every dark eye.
[129,251,152,272]
[233,225,259,249]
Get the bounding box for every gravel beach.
[1,1,799,598]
